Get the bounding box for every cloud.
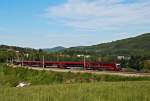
[45,0,150,31]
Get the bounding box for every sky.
[0,0,150,49]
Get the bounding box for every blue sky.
[0,0,150,48]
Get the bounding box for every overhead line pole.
[83,56,86,70]
[43,56,45,70]
[21,57,24,67]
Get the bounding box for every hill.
[0,45,40,62]
[0,45,37,53]
[43,46,66,52]
[64,33,150,57]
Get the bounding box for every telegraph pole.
[43,56,45,69]
[83,56,86,70]
[12,58,14,65]
[21,57,24,66]
[57,53,59,62]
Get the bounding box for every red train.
[14,61,121,71]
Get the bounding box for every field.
[1,64,150,87]
[0,64,150,101]
[0,81,150,101]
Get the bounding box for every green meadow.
[0,81,150,101]
[0,64,150,101]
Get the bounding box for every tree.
[128,56,144,71]
[143,60,150,70]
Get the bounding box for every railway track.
[12,65,150,77]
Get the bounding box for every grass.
[0,81,150,101]
[0,64,150,87]
[0,64,150,101]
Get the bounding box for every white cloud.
[45,0,150,31]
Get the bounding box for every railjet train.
[14,61,121,71]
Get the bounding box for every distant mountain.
[64,33,150,57]
[43,46,66,52]
[0,45,66,53]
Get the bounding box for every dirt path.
[13,65,150,77]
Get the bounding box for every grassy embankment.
[0,64,150,101]
[0,64,150,87]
